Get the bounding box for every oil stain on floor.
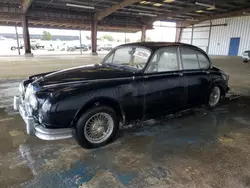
[1,96,250,188]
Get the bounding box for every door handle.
[204,71,210,74]
[179,73,183,76]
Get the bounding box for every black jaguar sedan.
[14,42,229,148]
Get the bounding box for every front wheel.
[75,106,119,148]
[207,86,221,109]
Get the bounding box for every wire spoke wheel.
[209,86,221,107]
[84,112,114,144]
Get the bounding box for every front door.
[180,47,211,106]
[143,46,186,117]
[228,37,240,56]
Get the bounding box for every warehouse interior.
[1,0,250,188]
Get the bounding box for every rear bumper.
[13,96,73,140]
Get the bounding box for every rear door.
[143,46,187,117]
[180,47,211,106]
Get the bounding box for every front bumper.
[13,96,73,140]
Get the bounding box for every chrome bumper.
[13,96,73,140]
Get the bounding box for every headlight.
[19,83,24,93]
[29,94,38,110]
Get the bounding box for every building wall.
[180,16,250,56]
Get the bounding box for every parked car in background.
[98,44,113,51]
[75,44,89,51]
[14,42,229,149]
[67,43,89,51]
[242,50,250,63]
[10,45,24,51]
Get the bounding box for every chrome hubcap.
[209,86,221,106]
[84,113,114,144]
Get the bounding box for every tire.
[11,46,16,51]
[206,86,221,109]
[75,106,119,149]
[243,60,248,63]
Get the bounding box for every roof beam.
[149,6,197,23]
[23,0,33,13]
[94,0,142,20]
[186,7,250,26]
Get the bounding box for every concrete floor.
[0,55,250,188]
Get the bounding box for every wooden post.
[141,25,146,42]
[91,20,98,55]
[22,15,32,56]
[15,25,21,55]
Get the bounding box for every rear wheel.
[207,86,221,109]
[75,106,119,148]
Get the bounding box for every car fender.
[71,96,125,127]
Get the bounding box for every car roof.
[119,42,205,53]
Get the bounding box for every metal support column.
[191,25,194,45]
[15,25,20,55]
[207,20,212,54]
[141,25,146,42]
[22,14,32,56]
[175,22,183,42]
[91,20,98,55]
[79,30,82,54]
[125,32,127,44]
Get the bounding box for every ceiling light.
[243,12,250,15]
[140,1,150,4]
[153,3,163,6]
[164,0,175,3]
[186,18,199,21]
[195,2,214,8]
[66,3,95,9]
[196,10,204,13]
[207,6,216,10]
[139,12,157,17]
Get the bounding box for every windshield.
[102,46,151,71]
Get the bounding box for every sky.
[0,21,176,42]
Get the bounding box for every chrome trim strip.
[42,76,133,88]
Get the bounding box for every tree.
[41,31,52,40]
[146,36,152,41]
[101,35,115,41]
[137,36,152,42]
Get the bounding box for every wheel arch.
[210,81,226,97]
[71,97,125,127]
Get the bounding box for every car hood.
[33,64,134,87]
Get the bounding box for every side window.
[180,47,200,70]
[147,47,179,73]
[197,52,210,69]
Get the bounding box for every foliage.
[125,38,130,42]
[101,35,115,41]
[41,31,52,40]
